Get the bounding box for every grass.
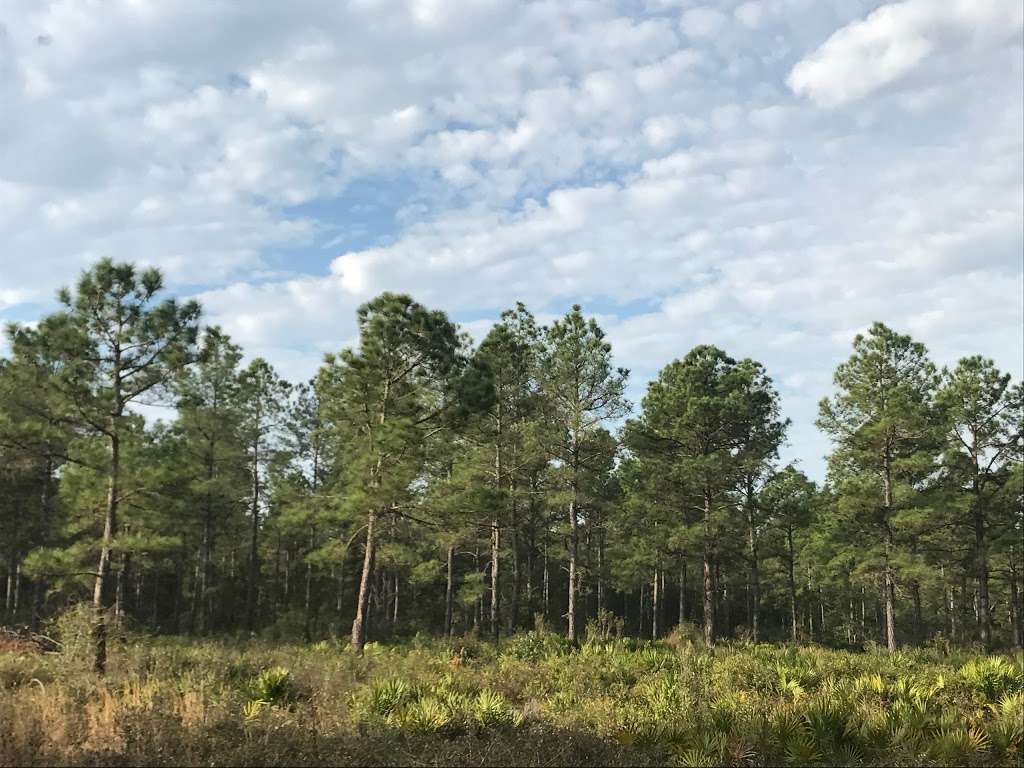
[0,626,1021,766]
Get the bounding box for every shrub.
[249,666,295,706]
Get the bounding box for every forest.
[0,258,1022,766]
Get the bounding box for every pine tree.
[538,306,628,644]
[818,323,940,652]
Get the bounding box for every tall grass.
[0,632,1020,766]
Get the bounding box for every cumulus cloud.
[0,0,1021,478]
[788,0,1023,107]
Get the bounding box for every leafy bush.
[500,631,570,663]
[249,666,295,706]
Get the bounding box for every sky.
[1,0,1022,480]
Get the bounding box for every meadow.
[1,618,1021,767]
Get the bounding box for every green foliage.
[250,666,295,706]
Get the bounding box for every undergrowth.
[0,629,1020,766]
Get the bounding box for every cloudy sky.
[1,0,1022,479]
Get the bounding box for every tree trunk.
[245,433,260,633]
[974,502,992,652]
[4,564,12,616]
[510,496,520,633]
[652,567,659,640]
[1009,553,1022,650]
[303,525,315,643]
[702,490,715,645]
[392,573,399,625]
[911,580,922,646]
[567,492,579,644]
[490,517,500,643]
[787,528,798,643]
[882,460,897,652]
[350,511,376,652]
[746,479,760,642]
[92,432,120,674]
[542,541,550,620]
[678,557,687,625]
[445,544,455,638]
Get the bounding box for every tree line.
[0,259,1021,672]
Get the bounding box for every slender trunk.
[746,478,760,643]
[787,527,797,643]
[114,552,128,619]
[652,567,659,640]
[702,490,715,646]
[93,431,120,674]
[490,518,500,643]
[860,587,866,645]
[597,530,605,614]
[720,567,730,638]
[678,557,687,625]
[848,596,854,645]
[350,510,376,652]
[911,580,922,646]
[542,541,549,620]
[491,434,502,642]
[4,564,12,616]
[639,584,646,638]
[392,573,399,625]
[974,499,992,652]
[1009,552,1022,650]
[510,496,520,633]
[567,491,579,644]
[245,432,260,633]
[445,544,455,638]
[882,459,897,652]
[13,562,21,615]
[303,525,315,643]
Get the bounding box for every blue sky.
[1,0,1022,480]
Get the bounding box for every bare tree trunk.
[975,502,992,652]
[652,567,659,640]
[490,517,500,643]
[303,525,315,643]
[93,432,120,674]
[702,490,715,646]
[678,557,687,625]
[567,491,579,644]
[788,528,798,643]
[882,462,897,652]
[746,478,760,642]
[510,496,520,634]
[392,573,399,625]
[245,433,260,633]
[1009,553,1022,650]
[638,584,645,638]
[445,544,455,638]
[11,563,20,619]
[542,541,549,621]
[911,580,922,646]
[4,564,12,616]
[350,511,376,652]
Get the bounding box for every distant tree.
[627,346,763,645]
[238,358,290,632]
[818,323,939,652]
[761,465,817,642]
[539,306,628,644]
[937,357,1021,651]
[318,294,463,652]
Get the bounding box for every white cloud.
[788,0,1024,107]
[0,0,1021,480]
